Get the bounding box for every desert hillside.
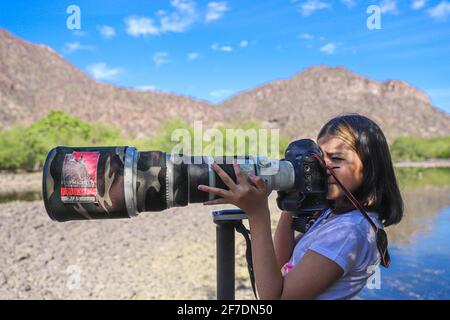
[1,28,449,141]
[219,66,450,140]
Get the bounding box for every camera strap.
[312,154,391,268]
[234,221,259,300]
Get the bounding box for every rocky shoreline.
[0,191,283,299]
[0,171,41,197]
[393,159,450,168]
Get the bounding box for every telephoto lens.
[42,146,295,222]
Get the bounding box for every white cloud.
[209,89,232,98]
[298,32,314,40]
[319,42,337,54]
[160,0,198,33]
[87,63,123,80]
[341,0,356,8]
[239,40,249,47]
[125,1,230,37]
[125,17,160,36]
[153,52,170,67]
[62,42,94,54]
[206,2,229,22]
[125,0,199,36]
[99,25,116,39]
[428,1,450,21]
[411,0,427,10]
[380,0,399,14]
[187,52,200,60]
[211,43,233,52]
[300,0,331,16]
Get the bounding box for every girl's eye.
[332,157,343,161]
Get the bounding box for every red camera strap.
[312,154,390,267]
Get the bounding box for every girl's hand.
[197,161,270,217]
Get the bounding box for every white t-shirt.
[281,208,383,300]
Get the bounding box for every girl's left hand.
[197,161,270,217]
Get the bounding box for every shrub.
[391,136,450,161]
[0,112,290,171]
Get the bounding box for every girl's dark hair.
[317,114,403,227]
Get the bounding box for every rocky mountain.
[1,28,449,142]
[0,29,222,139]
[219,66,450,141]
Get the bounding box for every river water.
[358,168,450,299]
[358,205,450,299]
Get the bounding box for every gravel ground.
[0,192,282,300]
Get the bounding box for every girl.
[197,114,403,300]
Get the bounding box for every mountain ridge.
[1,28,449,142]
[219,65,449,140]
[0,28,222,139]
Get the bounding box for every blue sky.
[1,0,450,113]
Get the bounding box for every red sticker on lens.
[61,152,100,203]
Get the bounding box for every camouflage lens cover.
[43,146,129,221]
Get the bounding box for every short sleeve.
[308,222,365,276]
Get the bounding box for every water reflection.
[358,206,450,299]
[388,186,450,244]
[358,168,450,299]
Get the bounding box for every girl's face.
[317,134,364,203]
